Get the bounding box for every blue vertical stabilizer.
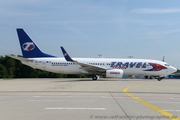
[16,29,56,58]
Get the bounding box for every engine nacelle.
[106,69,123,78]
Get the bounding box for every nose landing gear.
[157,77,164,81]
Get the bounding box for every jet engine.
[106,69,123,78]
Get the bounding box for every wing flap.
[77,62,107,72]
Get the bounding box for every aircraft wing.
[6,55,33,62]
[60,47,107,74]
[75,61,107,73]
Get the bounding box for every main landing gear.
[92,75,99,80]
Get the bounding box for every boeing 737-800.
[7,29,177,81]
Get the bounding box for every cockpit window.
[165,64,169,66]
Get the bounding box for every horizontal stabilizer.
[6,55,33,62]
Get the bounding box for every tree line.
[0,56,86,78]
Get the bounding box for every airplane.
[7,28,177,81]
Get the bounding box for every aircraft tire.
[92,76,97,80]
[157,77,164,81]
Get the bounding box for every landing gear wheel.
[157,77,164,81]
[92,76,97,80]
[144,76,148,79]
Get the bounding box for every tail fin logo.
[64,53,68,56]
[22,42,35,51]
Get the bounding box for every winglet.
[60,46,74,62]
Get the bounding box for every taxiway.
[0,78,179,120]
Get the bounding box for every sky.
[0,0,180,69]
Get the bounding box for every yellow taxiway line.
[123,86,180,120]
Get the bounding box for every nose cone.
[169,66,177,74]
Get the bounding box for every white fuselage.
[21,57,177,77]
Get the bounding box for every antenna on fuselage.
[128,56,133,59]
[98,54,102,58]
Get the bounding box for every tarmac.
[0,78,180,120]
